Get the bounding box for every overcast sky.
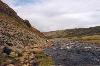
[2,0,100,32]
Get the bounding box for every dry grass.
[80,35,100,44]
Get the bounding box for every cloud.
[2,0,100,32]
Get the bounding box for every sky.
[2,0,100,32]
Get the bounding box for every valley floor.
[43,38,100,66]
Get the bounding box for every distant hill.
[43,26,100,39]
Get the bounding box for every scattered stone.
[44,39,100,66]
[7,64,14,66]
[3,47,12,55]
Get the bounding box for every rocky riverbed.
[44,39,100,66]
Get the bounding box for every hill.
[0,0,46,66]
[44,26,100,38]
[43,26,100,43]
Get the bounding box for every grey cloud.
[2,0,100,32]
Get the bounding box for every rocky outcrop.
[0,0,46,66]
[24,20,32,28]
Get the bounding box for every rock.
[44,40,100,66]
[9,52,18,58]
[7,64,14,66]
[3,47,12,55]
[24,20,32,28]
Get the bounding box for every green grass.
[36,52,54,66]
[80,35,100,43]
[67,35,100,44]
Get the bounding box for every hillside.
[43,26,100,43]
[44,26,100,38]
[0,0,46,66]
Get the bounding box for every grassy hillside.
[43,26,100,43]
[76,35,100,44]
[44,26,100,38]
